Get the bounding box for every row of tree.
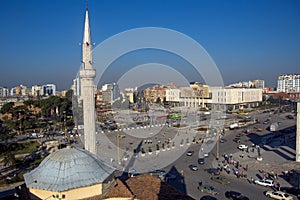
[0,90,73,137]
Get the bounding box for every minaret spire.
[82,4,92,70]
[80,4,97,155]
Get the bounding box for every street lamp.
[216,132,220,160]
[63,111,67,145]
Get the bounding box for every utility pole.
[216,132,220,160]
[117,130,120,164]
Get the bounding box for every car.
[204,152,209,157]
[286,115,294,119]
[189,164,198,171]
[205,168,220,175]
[220,138,226,143]
[198,184,219,195]
[225,191,249,200]
[265,190,293,200]
[211,176,230,185]
[233,138,240,143]
[198,157,205,165]
[238,144,248,150]
[200,195,218,200]
[254,179,274,187]
[186,150,194,156]
[206,140,214,144]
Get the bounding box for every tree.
[0,124,13,142]
[3,152,16,167]
[0,102,14,114]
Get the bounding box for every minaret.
[296,102,300,162]
[79,7,96,154]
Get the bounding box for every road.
[81,108,297,199]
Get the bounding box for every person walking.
[199,181,202,187]
[276,182,281,191]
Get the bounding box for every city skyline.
[0,0,299,91]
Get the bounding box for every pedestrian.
[276,182,281,191]
[245,164,248,171]
[199,181,202,186]
[251,177,254,183]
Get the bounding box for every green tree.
[0,102,14,114]
[3,152,16,167]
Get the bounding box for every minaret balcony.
[80,68,96,79]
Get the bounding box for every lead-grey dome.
[24,147,115,192]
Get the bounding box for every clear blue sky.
[0,0,299,90]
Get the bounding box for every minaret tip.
[86,0,88,11]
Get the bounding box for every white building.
[31,84,56,96]
[166,86,262,109]
[0,87,9,97]
[124,87,136,103]
[101,83,120,104]
[42,84,56,96]
[277,74,300,93]
[10,85,28,96]
[209,87,262,110]
[228,79,265,89]
[166,88,180,102]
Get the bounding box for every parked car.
[198,184,219,195]
[205,168,220,175]
[189,164,198,171]
[203,152,209,157]
[200,195,218,200]
[186,150,194,156]
[233,138,240,143]
[206,140,214,144]
[220,138,226,143]
[238,144,248,150]
[198,157,205,165]
[254,179,274,187]
[211,176,230,185]
[265,190,293,200]
[225,191,249,200]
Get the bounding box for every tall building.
[277,74,300,92]
[79,7,97,154]
[101,83,120,104]
[43,84,56,96]
[31,84,56,97]
[0,87,9,97]
[10,85,28,96]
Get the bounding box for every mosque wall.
[29,183,103,200]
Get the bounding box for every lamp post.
[216,132,220,160]
[63,111,67,145]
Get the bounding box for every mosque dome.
[24,146,115,192]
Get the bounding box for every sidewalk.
[212,144,297,188]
